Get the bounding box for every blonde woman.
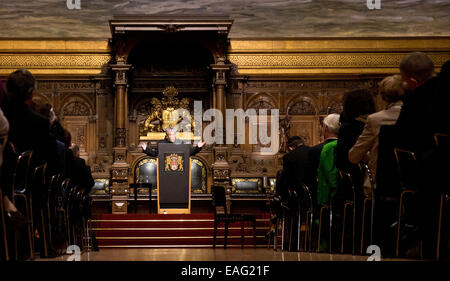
[348,75,406,195]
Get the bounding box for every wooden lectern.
[157,143,191,214]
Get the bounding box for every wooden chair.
[280,189,301,252]
[436,192,449,260]
[359,163,375,254]
[0,135,9,261]
[30,164,48,257]
[0,187,8,261]
[266,194,281,251]
[58,178,70,252]
[65,182,79,248]
[316,203,332,253]
[211,186,256,249]
[12,150,33,260]
[339,170,357,255]
[434,133,450,260]
[45,174,60,255]
[302,184,314,252]
[129,182,153,213]
[393,148,419,258]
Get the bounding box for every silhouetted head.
[6,69,36,104]
[71,144,80,158]
[286,136,303,151]
[341,89,376,122]
[400,52,435,90]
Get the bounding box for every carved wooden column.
[110,59,132,214]
[210,57,232,210]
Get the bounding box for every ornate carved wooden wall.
[1,35,450,208]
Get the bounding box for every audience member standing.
[348,75,405,195]
[396,53,449,259]
[317,114,341,207]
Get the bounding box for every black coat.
[67,155,95,195]
[336,119,365,172]
[6,103,56,165]
[0,103,57,196]
[395,76,442,153]
[279,145,310,197]
[143,139,202,157]
[336,119,366,197]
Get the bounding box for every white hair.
[166,127,176,134]
[323,113,340,135]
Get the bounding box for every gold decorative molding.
[228,53,450,75]
[228,37,450,75]
[0,54,111,75]
[0,39,110,53]
[1,37,449,76]
[0,39,111,75]
[229,38,450,53]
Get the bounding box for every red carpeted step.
[95,229,267,237]
[93,221,268,229]
[98,236,267,246]
[91,213,272,248]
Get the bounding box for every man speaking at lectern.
[140,127,205,157]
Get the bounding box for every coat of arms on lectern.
[164,153,184,172]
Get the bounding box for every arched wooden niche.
[246,93,278,114]
[287,97,317,115]
[133,157,207,195]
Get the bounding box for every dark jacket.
[67,156,95,195]
[336,118,366,172]
[336,118,366,200]
[395,76,441,153]
[1,102,57,196]
[5,103,56,165]
[280,145,310,197]
[143,139,202,157]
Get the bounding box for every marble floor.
[37,248,416,262]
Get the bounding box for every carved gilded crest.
[164,153,184,172]
[139,86,197,141]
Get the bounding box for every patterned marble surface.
[0,0,449,38]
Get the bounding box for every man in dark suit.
[396,52,440,153]
[277,136,310,251]
[279,136,310,198]
[140,126,205,157]
[395,53,449,259]
[68,145,95,195]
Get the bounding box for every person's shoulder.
[29,109,50,127]
[74,156,86,166]
[322,140,338,151]
[295,145,310,154]
[338,121,354,133]
[368,110,387,124]
[412,76,440,98]
[311,142,324,151]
